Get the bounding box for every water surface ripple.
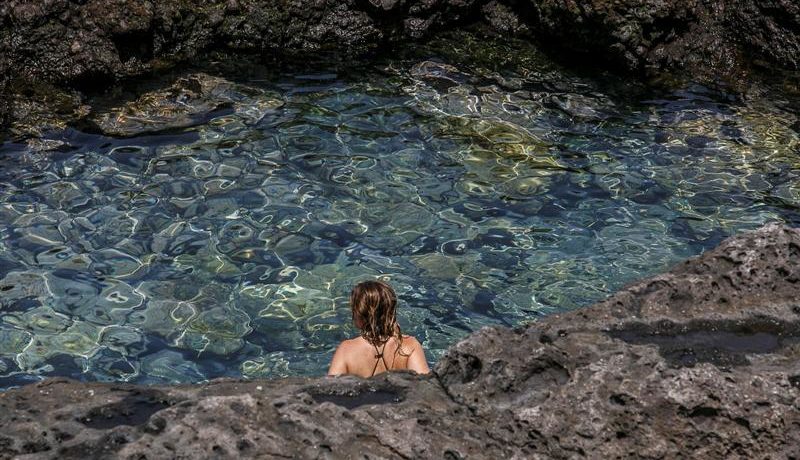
[0,33,798,387]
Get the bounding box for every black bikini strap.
[370,342,390,377]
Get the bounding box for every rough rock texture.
[1,0,797,86]
[0,0,481,87]
[1,223,798,459]
[439,222,800,457]
[504,0,800,85]
[1,0,800,135]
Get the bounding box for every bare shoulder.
[400,335,423,352]
[329,337,359,375]
[401,334,430,373]
[338,337,362,350]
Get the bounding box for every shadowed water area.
[0,32,798,388]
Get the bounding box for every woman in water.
[328,280,430,377]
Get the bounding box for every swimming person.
[328,280,430,377]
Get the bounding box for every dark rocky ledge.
[1,223,798,459]
[2,0,800,135]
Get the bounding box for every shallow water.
[0,32,798,388]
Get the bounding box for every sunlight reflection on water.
[0,32,798,388]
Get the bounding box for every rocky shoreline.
[2,0,800,137]
[1,223,798,458]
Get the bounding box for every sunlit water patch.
[0,32,798,388]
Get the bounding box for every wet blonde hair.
[350,280,402,347]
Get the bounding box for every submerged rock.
[90,73,283,137]
[0,223,798,458]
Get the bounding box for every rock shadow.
[78,390,178,429]
[608,319,800,367]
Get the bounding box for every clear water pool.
[0,32,798,387]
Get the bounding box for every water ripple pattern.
[0,33,798,387]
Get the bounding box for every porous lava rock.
[438,222,800,457]
[0,0,481,86]
[0,223,798,459]
[501,0,800,86]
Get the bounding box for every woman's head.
[350,280,401,345]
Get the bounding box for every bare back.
[328,335,430,377]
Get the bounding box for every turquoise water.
[0,33,798,388]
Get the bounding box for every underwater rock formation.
[1,0,799,135]
[0,223,798,458]
[87,73,284,137]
